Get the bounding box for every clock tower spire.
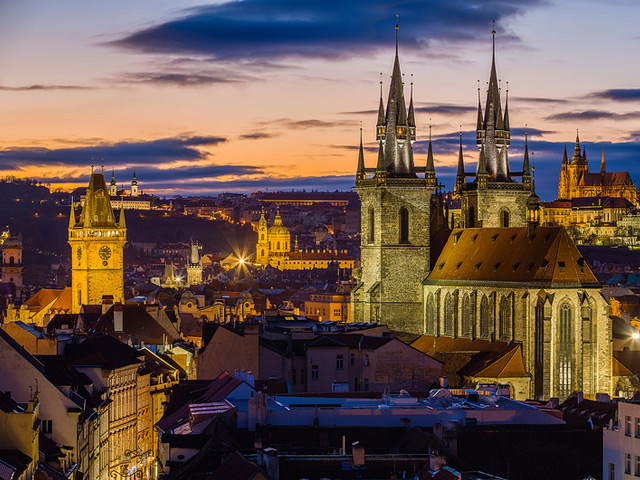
[68,170,127,313]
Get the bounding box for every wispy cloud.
[114,72,251,86]
[0,84,93,91]
[545,110,640,121]
[238,132,280,140]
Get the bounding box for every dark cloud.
[115,72,249,86]
[277,119,353,129]
[108,0,542,61]
[0,84,93,91]
[545,110,640,121]
[587,89,640,102]
[343,103,475,117]
[238,132,281,140]
[0,135,227,170]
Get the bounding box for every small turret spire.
[562,144,568,165]
[425,120,435,186]
[503,81,510,130]
[522,128,531,189]
[455,127,465,195]
[476,80,483,132]
[601,146,606,175]
[356,126,366,184]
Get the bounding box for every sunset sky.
[0,0,639,200]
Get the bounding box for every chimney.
[352,441,365,467]
[114,303,124,333]
[102,295,114,315]
[262,448,280,480]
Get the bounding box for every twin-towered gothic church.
[351,26,615,400]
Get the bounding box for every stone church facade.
[351,25,614,400]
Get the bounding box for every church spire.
[425,122,436,186]
[356,127,366,184]
[476,81,483,132]
[573,130,581,161]
[601,146,606,175]
[455,129,465,195]
[503,83,510,130]
[376,74,385,140]
[522,129,531,190]
[562,144,568,165]
[408,75,416,141]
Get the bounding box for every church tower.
[1,227,23,294]
[68,170,126,313]
[131,170,139,196]
[457,26,531,228]
[186,240,203,285]
[255,209,269,267]
[351,21,436,331]
[109,169,117,196]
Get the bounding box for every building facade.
[68,171,127,313]
[1,227,23,294]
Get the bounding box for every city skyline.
[0,0,639,199]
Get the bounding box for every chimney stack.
[102,295,114,315]
[114,303,124,332]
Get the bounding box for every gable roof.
[581,171,634,187]
[65,334,142,370]
[24,288,64,311]
[426,227,598,287]
[459,343,528,378]
[88,304,180,345]
[208,452,265,480]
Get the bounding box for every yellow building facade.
[68,171,127,313]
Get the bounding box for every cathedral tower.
[351,22,436,331]
[69,170,126,313]
[458,27,531,228]
[255,209,269,267]
[131,170,139,196]
[109,169,117,196]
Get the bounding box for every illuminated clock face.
[98,245,112,260]
[76,246,82,260]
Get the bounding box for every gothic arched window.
[443,293,454,336]
[479,295,491,338]
[559,303,573,400]
[425,293,436,335]
[368,207,375,243]
[9,256,14,266]
[500,208,510,228]
[499,295,512,339]
[399,207,410,244]
[461,294,472,337]
[534,300,545,398]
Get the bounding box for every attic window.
[453,233,462,244]
[471,234,478,244]
[475,262,482,271]
[439,263,445,271]
[577,257,586,273]
[493,262,500,271]
[491,234,498,243]
[526,263,534,272]
[543,234,551,243]
[541,259,549,271]
[512,262,520,272]
[529,233,536,243]
[558,261,566,272]
[456,262,462,271]
[509,235,517,244]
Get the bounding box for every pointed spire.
[562,145,568,165]
[118,205,126,229]
[425,121,435,186]
[574,129,581,159]
[68,204,76,229]
[522,129,531,189]
[582,145,586,162]
[377,73,385,128]
[503,82,510,130]
[601,146,606,175]
[476,80,483,132]
[356,126,366,183]
[455,128,465,195]
[111,168,116,185]
[477,136,488,189]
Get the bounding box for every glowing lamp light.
[238,257,245,265]
[632,331,640,340]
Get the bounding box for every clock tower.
[69,170,127,313]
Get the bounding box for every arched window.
[499,296,512,339]
[461,294,472,337]
[276,241,281,250]
[479,295,491,338]
[9,256,14,266]
[260,233,265,241]
[468,207,475,228]
[368,207,375,243]
[260,249,265,257]
[399,207,410,244]
[425,293,436,335]
[443,293,454,336]
[500,208,510,228]
[559,303,573,400]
